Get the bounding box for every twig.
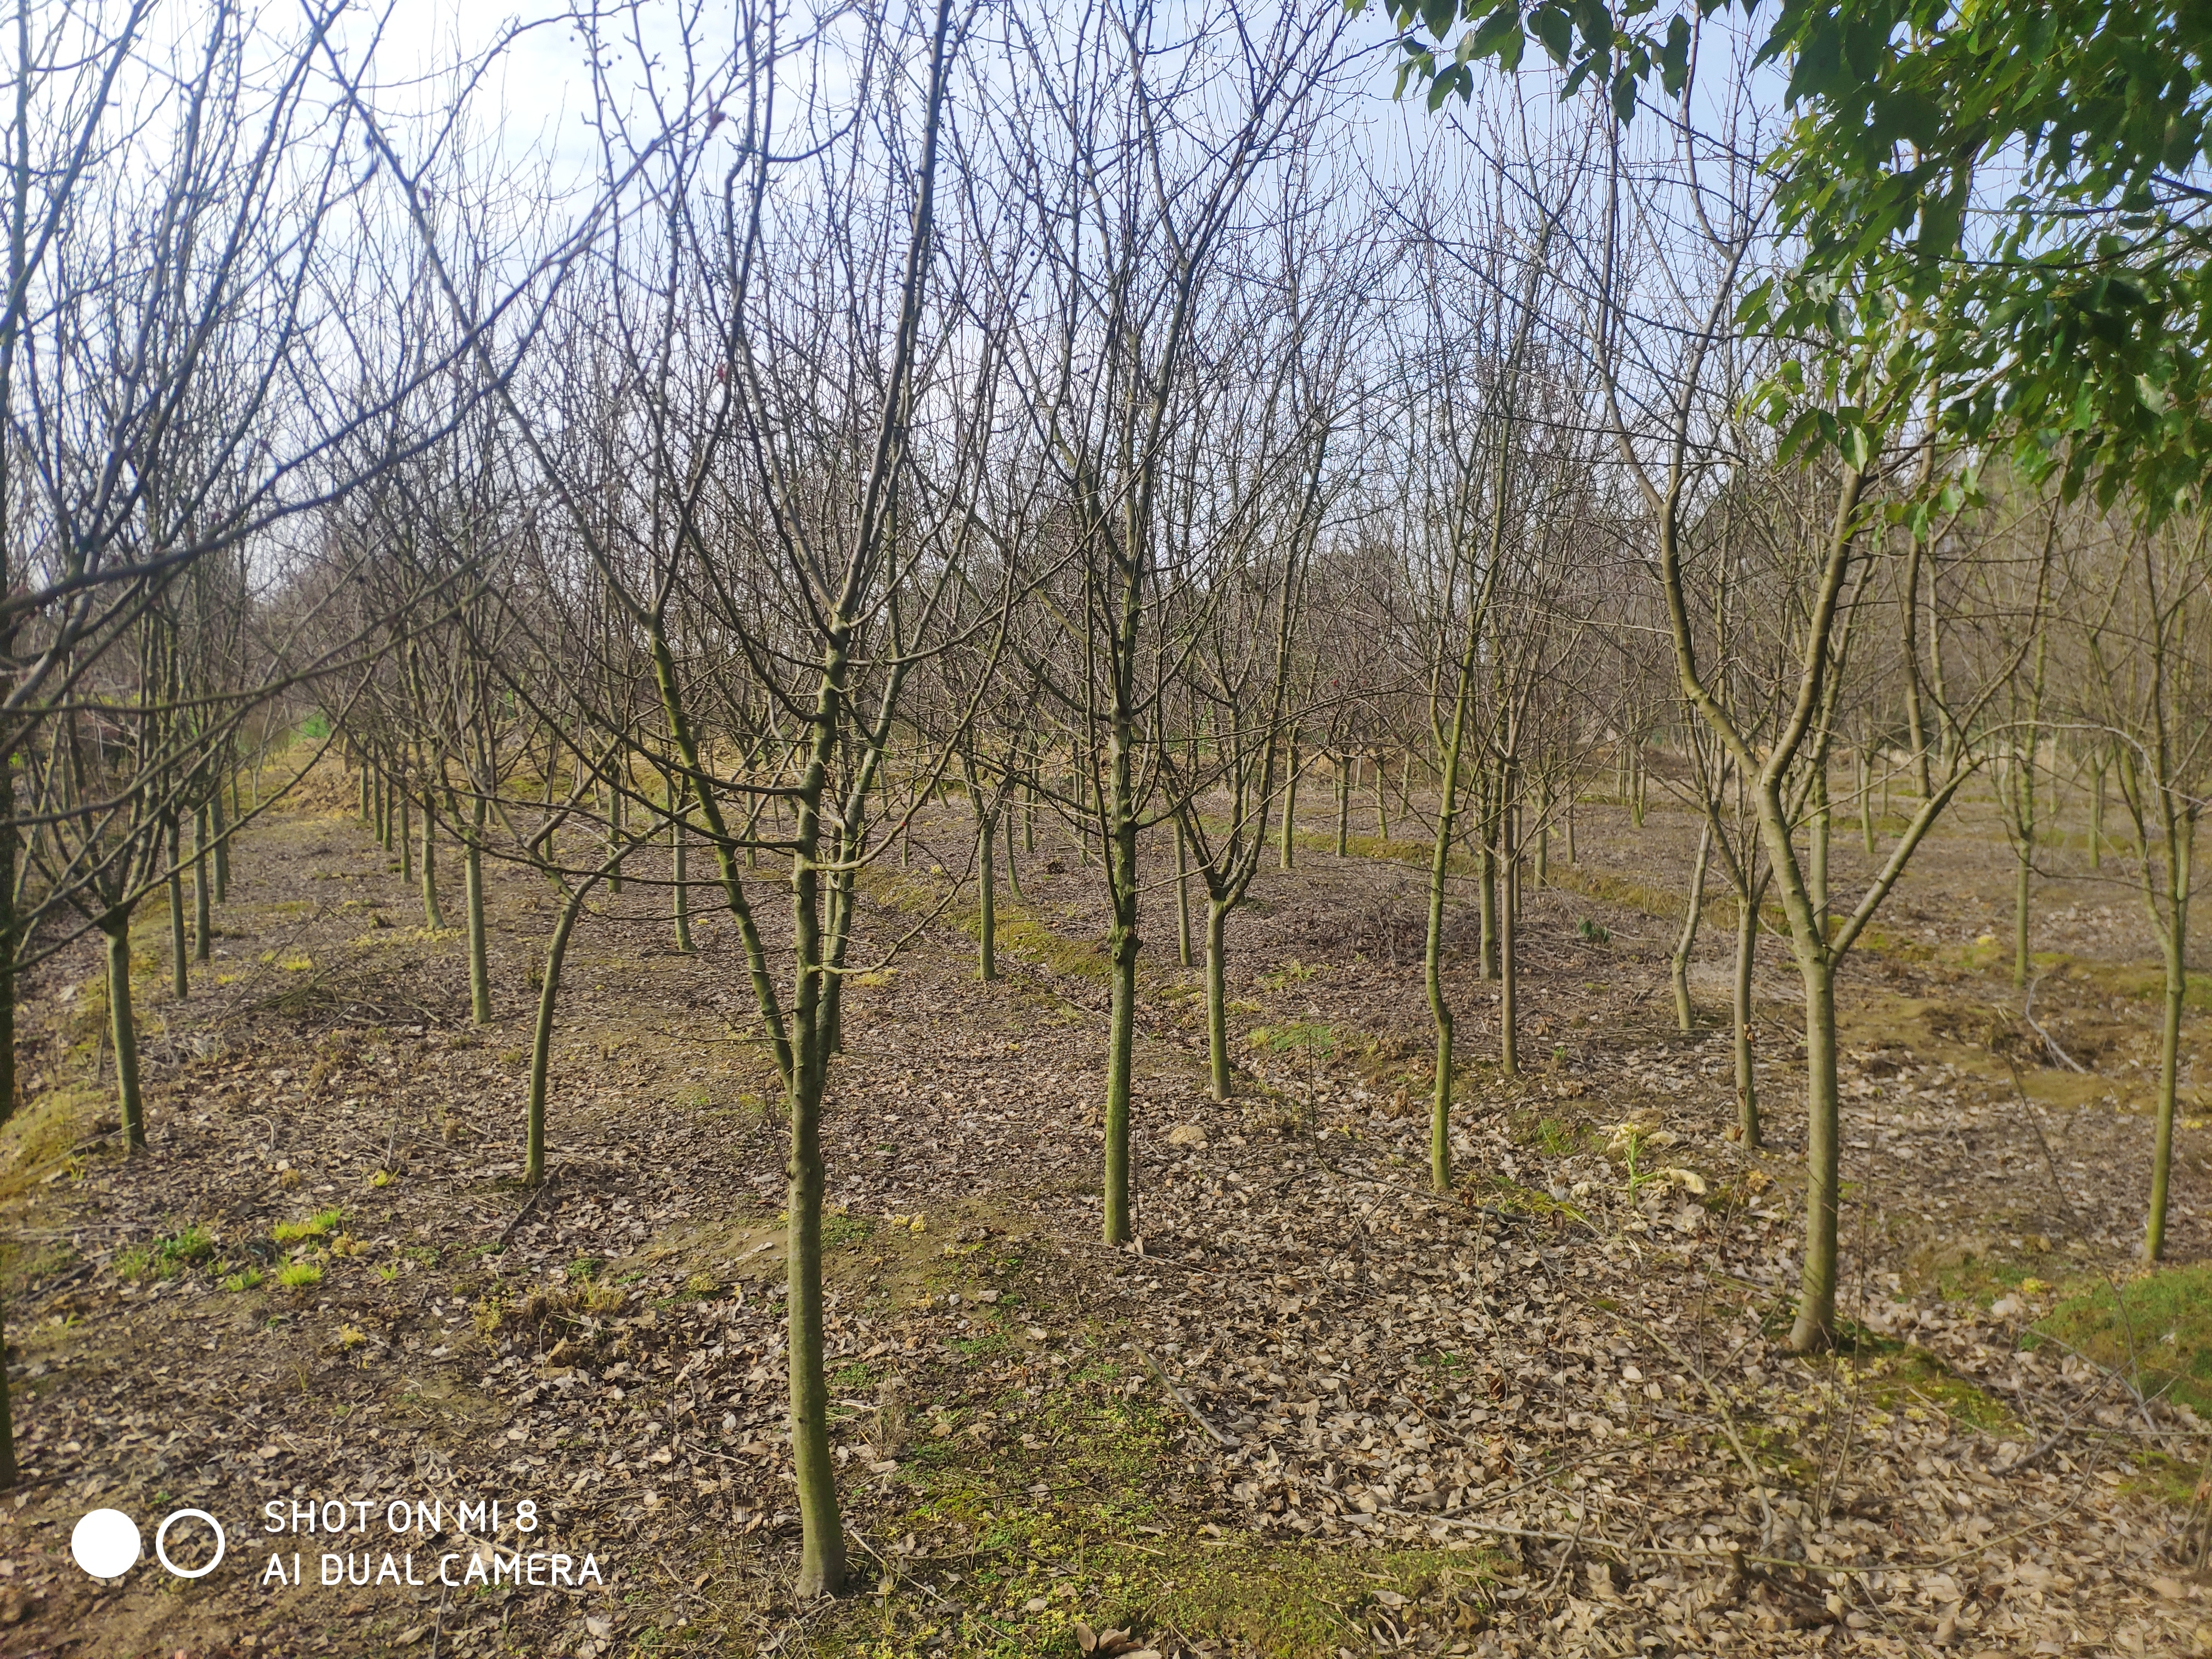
[496,1173,556,1249]
[1133,1340,1236,1448]
[426,1581,450,1659]
[2020,974,2089,1073]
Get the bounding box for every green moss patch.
[2029,1264,2212,1414]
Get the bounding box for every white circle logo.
[154,1509,225,1579]
[70,1508,142,1578]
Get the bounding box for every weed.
[116,1227,216,1282]
[272,1208,343,1246]
[221,1267,265,1293]
[1576,917,1611,944]
[276,1263,323,1289]
[1534,1118,1583,1158]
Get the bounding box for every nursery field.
[0,775,2204,1659]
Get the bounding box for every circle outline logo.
[154,1509,225,1579]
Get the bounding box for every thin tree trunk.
[1673,818,1712,1033]
[2148,830,2192,1260]
[106,917,143,1149]
[420,798,444,929]
[1279,740,1298,870]
[1374,755,1391,840]
[606,781,623,896]
[1334,755,1351,855]
[466,798,491,1024]
[1734,882,1762,1148]
[2091,755,2105,870]
[1810,763,1830,933]
[211,772,228,901]
[1498,805,1519,1077]
[1566,795,1577,863]
[167,816,188,1000]
[1476,828,1498,981]
[194,804,212,960]
[1003,808,1023,901]
[976,806,997,981]
[1175,820,1192,968]
[523,891,589,1189]
[400,794,414,882]
[1102,724,1141,1245]
[0,765,15,1130]
[671,780,695,953]
[1788,952,1841,1351]
[1206,899,1231,1101]
[1859,748,1876,855]
[1533,781,1550,887]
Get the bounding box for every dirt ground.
[0,767,2205,1659]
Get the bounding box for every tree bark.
[1206,899,1231,1101]
[975,805,997,981]
[166,817,188,1000]
[1673,817,1712,1033]
[106,917,144,1149]
[1175,820,1192,968]
[2147,832,2191,1260]
[420,797,444,929]
[465,798,491,1024]
[1787,951,1841,1351]
[670,779,695,953]
[193,804,212,961]
[1733,882,1762,1147]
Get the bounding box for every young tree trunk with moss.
[1672,816,1712,1033]
[1279,738,1299,870]
[670,778,695,953]
[419,797,444,929]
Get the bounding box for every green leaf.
[1659,15,1691,97]
[1529,3,1572,64]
